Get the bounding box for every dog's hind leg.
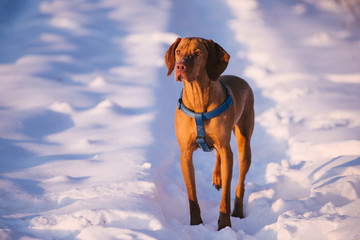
[232,107,254,218]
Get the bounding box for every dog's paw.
[218,212,231,231]
[231,196,245,218]
[212,171,222,190]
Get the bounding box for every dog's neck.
[182,77,226,113]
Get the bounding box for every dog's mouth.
[176,73,195,82]
[175,71,183,82]
[175,67,195,82]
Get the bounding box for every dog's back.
[219,75,254,126]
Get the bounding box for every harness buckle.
[196,136,215,152]
[196,136,206,144]
[177,98,182,109]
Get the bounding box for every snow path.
[0,0,360,239]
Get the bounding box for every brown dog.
[165,37,254,230]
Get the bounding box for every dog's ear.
[204,39,230,81]
[165,37,182,77]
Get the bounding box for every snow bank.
[227,0,360,239]
[0,0,173,239]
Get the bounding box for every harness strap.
[194,113,214,152]
[177,81,233,152]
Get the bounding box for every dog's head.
[165,37,230,82]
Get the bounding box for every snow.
[1,0,360,239]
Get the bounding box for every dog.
[165,37,254,230]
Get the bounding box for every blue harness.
[177,81,233,152]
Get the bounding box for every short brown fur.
[165,37,254,230]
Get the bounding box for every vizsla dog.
[165,37,254,230]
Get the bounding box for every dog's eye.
[194,51,201,57]
[176,50,181,55]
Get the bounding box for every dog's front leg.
[180,148,203,225]
[218,146,233,230]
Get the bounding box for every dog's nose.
[177,63,187,71]
[176,55,193,71]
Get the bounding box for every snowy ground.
[1,0,360,239]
